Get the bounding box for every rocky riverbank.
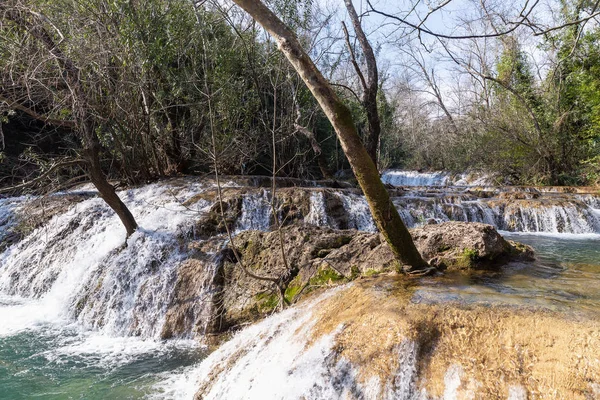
[161,222,534,340]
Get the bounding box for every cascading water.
[2,175,600,399]
[305,191,329,227]
[152,289,434,400]
[381,170,450,186]
[380,169,494,187]
[0,183,216,338]
[236,190,272,231]
[339,193,377,232]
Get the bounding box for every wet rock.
[412,222,534,270]
[217,225,393,331]
[192,222,534,332]
[161,237,229,340]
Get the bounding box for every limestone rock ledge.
[161,222,533,339]
[190,280,600,400]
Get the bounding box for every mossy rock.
[309,265,347,286]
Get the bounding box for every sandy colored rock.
[201,222,533,332]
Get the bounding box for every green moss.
[309,266,346,286]
[349,265,361,279]
[255,291,279,313]
[363,268,381,277]
[284,281,303,304]
[388,259,403,273]
[455,248,480,269]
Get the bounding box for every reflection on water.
[413,234,600,314]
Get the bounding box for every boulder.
[411,222,534,270]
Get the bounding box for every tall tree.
[229,0,430,272]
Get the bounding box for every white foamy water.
[39,333,198,369]
[152,287,500,400]
[381,170,494,187]
[305,191,328,226]
[0,182,212,339]
[382,170,450,186]
[153,290,372,400]
[339,192,376,231]
[236,190,272,231]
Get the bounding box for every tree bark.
[230,0,429,271]
[3,7,138,237]
[343,0,381,167]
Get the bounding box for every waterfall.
[236,190,271,231]
[339,193,376,231]
[389,195,600,234]
[381,170,495,187]
[0,183,213,338]
[1,178,599,341]
[152,289,427,400]
[305,191,329,227]
[152,286,523,400]
[381,170,449,186]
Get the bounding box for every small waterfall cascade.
[1,176,599,343]
[153,289,428,400]
[153,285,541,400]
[1,176,599,399]
[236,190,272,231]
[305,191,328,227]
[381,169,494,187]
[382,170,450,186]
[338,192,376,231]
[391,195,600,234]
[0,183,214,338]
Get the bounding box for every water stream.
[0,171,599,398]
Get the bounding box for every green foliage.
[0,0,336,188]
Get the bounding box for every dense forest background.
[1,0,599,190]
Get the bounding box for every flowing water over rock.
[0,173,599,398]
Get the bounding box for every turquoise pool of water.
[0,320,205,399]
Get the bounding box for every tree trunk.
[343,0,381,167]
[230,0,429,271]
[4,7,138,237]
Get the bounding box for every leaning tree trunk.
[230,0,429,271]
[4,7,138,237]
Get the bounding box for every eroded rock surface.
[190,280,600,400]
[161,222,533,337]
[411,222,535,270]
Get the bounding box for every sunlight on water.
[414,233,600,314]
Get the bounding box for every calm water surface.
[414,233,600,314]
